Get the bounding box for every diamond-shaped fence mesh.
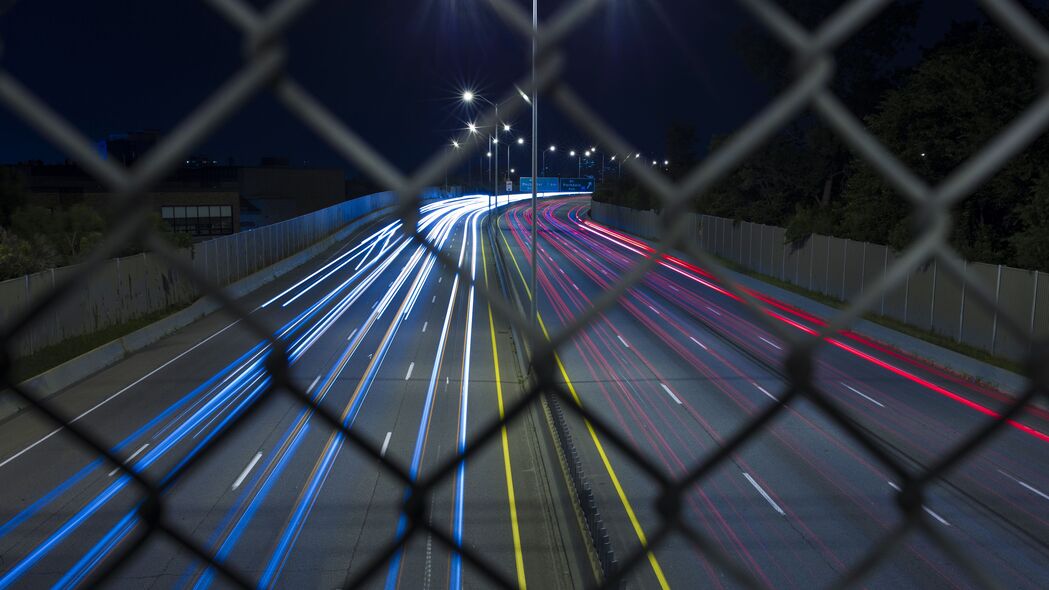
[1,0,1047,588]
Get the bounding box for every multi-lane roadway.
[0,193,1047,589]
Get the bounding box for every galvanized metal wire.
[1,0,1047,588]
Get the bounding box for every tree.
[0,167,27,227]
[729,0,920,222]
[1011,173,1049,272]
[839,18,1048,263]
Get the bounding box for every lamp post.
[543,145,555,177]
[463,91,504,211]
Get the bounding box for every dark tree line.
[595,2,1049,272]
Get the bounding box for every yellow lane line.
[482,228,528,589]
[499,214,670,589]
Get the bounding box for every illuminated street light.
[452,140,460,149]
[467,122,478,134]
[462,90,474,103]
[569,150,575,157]
[664,160,669,166]
[517,137,525,145]
[549,145,556,152]
[503,123,511,133]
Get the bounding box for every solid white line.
[0,318,243,470]
[759,336,781,350]
[307,374,323,394]
[707,306,721,316]
[689,336,708,350]
[617,335,630,349]
[998,470,1049,502]
[232,452,263,491]
[888,482,950,525]
[754,384,777,401]
[381,432,393,458]
[108,444,149,477]
[422,321,428,333]
[841,382,885,408]
[405,362,415,381]
[659,383,682,405]
[743,472,785,516]
[347,327,359,342]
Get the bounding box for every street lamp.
[462,90,505,209]
[543,145,555,176]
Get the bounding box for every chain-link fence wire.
[1,0,1048,587]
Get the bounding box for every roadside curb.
[0,207,393,423]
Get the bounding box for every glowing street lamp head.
[462,90,475,103]
[503,123,511,133]
[493,138,498,144]
[569,150,576,157]
[549,145,556,152]
[635,153,641,158]
[451,140,460,149]
[584,150,591,157]
[510,168,516,173]
[664,160,669,166]
[487,152,492,157]
[590,146,596,152]
[517,137,525,145]
[651,160,657,165]
[610,155,616,161]
[467,122,478,134]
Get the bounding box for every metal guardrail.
[1,0,1048,588]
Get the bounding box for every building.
[11,153,346,239]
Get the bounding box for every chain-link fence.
[1,0,1048,588]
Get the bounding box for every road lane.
[0,195,580,589]
[496,196,1049,588]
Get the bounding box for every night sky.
[0,1,988,179]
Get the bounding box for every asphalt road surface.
[1,193,1047,589]
[0,195,589,589]
[497,196,1049,589]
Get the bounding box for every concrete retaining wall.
[0,190,428,359]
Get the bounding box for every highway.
[497,196,1049,589]
[0,194,588,589]
[0,193,1047,589]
